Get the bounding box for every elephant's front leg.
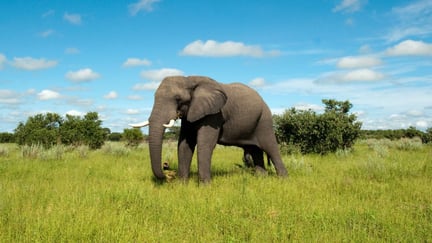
[196,125,220,183]
[177,125,197,180]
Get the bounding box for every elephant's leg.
[258,128,288,177]
[249,146,267,175]
[196,125,220,183]
[177,125,197,180]
[242,148,254,168]
[262,139,288,177]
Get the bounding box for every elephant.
[130,75,288,183]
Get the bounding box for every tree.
[274,99,362,154]
[108,132,122,141]
[123,128,144,147]
[60,112,105,149]
[14,113,63,148]
[0,132,15,143]
[15,112,105,149]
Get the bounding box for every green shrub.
[274,99,361,154]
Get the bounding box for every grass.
[0,140,431,242]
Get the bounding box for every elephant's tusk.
[129,121,149,128]
[163,119,176,128]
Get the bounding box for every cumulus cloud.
[333,0,364,13]
[140,68,184,82]
[104,91,118,99]
[180,40,280,57]
[386,40,432,56]
[134,68,183,90]
[337,56,382,69]
[122,58,152,67]
[249,77,266,87]
[317,69,385,83]
[126,109,140,115]
[129,0,160,16]
[65,68,100,82]
[64,12,82,25]
[37,90,61,100]
[11,57,58,71]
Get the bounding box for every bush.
[15,112,106,149]
[274,99,362,154]
[123,128,144,147]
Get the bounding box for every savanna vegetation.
[0,139,431,242]
[1,99,431,241]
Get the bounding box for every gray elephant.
[130,76,288,183]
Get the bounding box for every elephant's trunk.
[148,122,167,180]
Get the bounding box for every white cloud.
[337,56,382,69]
[293,103,324,112]
[359,45,372,54]
[129,0,160,16]
[249,77,266,87]
[11,57,58,71]
[126,109,140,115]
[122,58,152,67]
[140,68,184,82]
[180,40,280,57]
[386,40,432,56]
[333,0,364,13]
[0,89,21,104]
[386,0,432,42]
[133,82,161,91]
[66,110,85,117]
[104,91,118,99]
[64,12,82,25]
[317,69,385,83]
[340,69,385,82]
[0,53,6,69]
[65,68,100,82]
[416,120,428,128]
[37,90,61,100]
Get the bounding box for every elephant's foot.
[275,166,289,177]
[254,166,268,176]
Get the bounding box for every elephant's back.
[222,83,266,124]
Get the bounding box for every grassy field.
[0,139,431,242]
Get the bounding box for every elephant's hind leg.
[243,145,267,175]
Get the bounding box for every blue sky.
[1,0,431,133]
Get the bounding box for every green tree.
[274,99,362,154]
[60,112,105,149]
[123,128,144,147]
[14,113,63,148]
[0,132,15,143]
[108,132,122,142]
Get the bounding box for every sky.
[0,0,431,133]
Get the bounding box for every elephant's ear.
[187,83,227,123]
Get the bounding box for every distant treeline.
[1,101,431,151]
[361,127,432,143]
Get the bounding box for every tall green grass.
[0,140,431,242]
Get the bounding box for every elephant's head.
[131,76,227,180]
